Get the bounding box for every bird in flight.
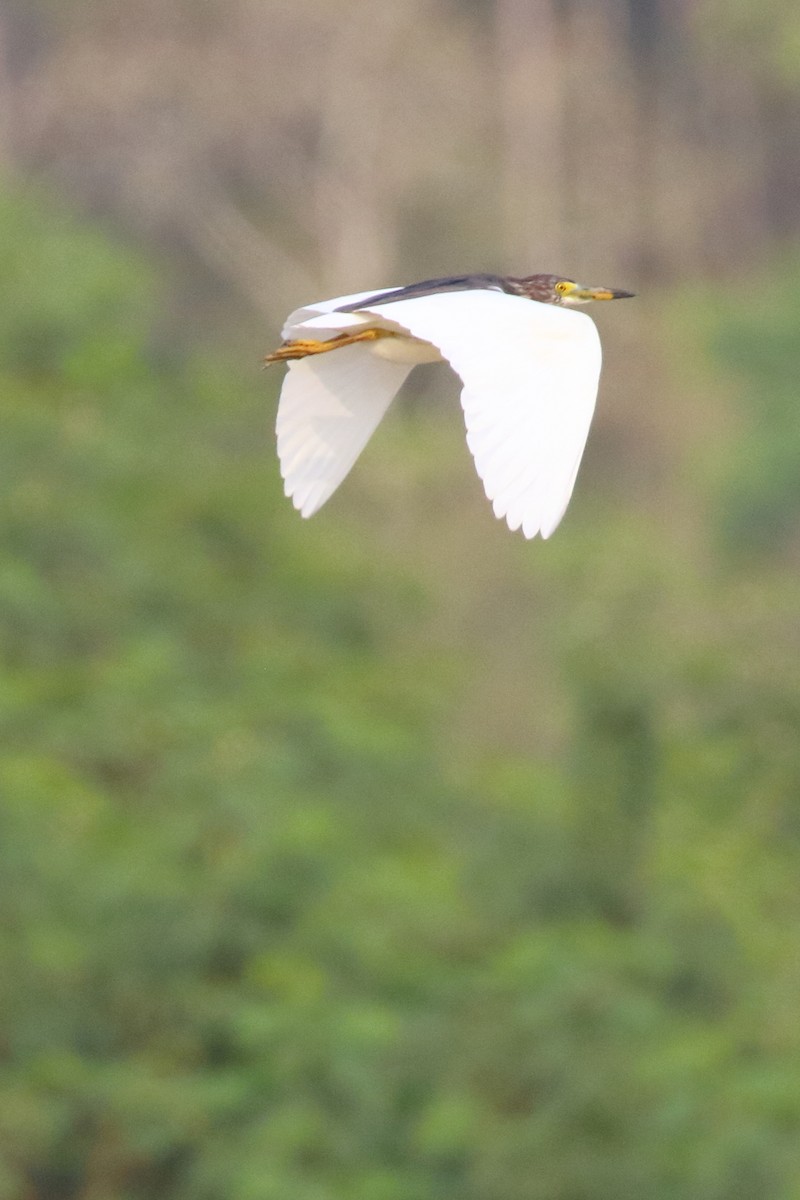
[265,272,634,539]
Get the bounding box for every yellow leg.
[263,327,395,365]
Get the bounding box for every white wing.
[282,288,404,339]
[360,290,602,539]
[276,343,413,518]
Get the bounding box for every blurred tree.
[1,181,800,1200]
[697,0,800,84]
[2,0,799,317]
[672,261,800,552]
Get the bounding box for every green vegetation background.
[2,186,800,1199]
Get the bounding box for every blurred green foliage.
[697,0,800,83]
[705,264,800,551]
[2,184,800,1199]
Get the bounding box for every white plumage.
[272,281,617,540]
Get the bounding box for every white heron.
[265,272,633,539]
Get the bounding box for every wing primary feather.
[350,290,602,539]
[275,344,413,518]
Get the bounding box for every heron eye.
[555,281,570,295]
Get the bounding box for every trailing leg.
[264,327,395,365]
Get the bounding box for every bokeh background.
[2,2,800,1197]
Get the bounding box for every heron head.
[511,274,635,307]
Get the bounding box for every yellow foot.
[263,327,395,365]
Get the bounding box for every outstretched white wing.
[274,286,602,537]
[276,344,413,518]
[281,288,404,338]
[365,290,602,539]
